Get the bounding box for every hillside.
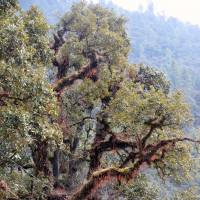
[122,6,200,124]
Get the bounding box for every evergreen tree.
[0,1,61,198]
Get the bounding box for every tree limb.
[71,136,200,200]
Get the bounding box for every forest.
[1,0,200,199]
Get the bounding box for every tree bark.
[31,140,51,176]
[52,149,60,179]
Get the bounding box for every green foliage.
[106,79,194,183]
[0,0,18,15]
[0,169,53,199]
[173,187,200,200]
[107,82,190,133]
[0,2,61,171]
[23,6,52,65]
[119,174,159,200]
[137,64,170,94]
[55,1,130,70]
[18,0,200,125]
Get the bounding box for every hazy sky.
[91,0,200,26]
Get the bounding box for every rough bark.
[88,134,136,176]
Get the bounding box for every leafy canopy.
[0,2,61,168]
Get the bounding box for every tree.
[118,174,159,200]
[0,0,18,14]
[1,1,199,200]
[173,187,200,200]
[18,0,200,127]
[51,2,198,200]
[0,1,61,197]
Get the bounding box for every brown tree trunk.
[52,149,60,179]
[31,140,51,176]
[57,59,69,79]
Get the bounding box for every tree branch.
[142,116,166,147]
[71,136,200,200]
[88,134,136,176]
